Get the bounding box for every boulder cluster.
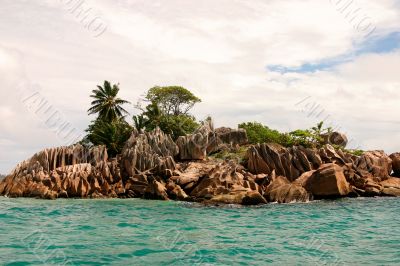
[1,122,400,205]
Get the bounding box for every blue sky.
[268,31,400,74]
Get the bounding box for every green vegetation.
[82,81,362,158]
[83,82,201,156]
[342,148,364,156]
[145,86,201,116]
[211,146,249,164]
[85,118,132,157]
[84,81,132,157]
[87,81,130,122]
[239,121,333,149]
[133,86,200,139]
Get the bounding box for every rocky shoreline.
[1,121,400,205]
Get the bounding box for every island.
[1,82,399,205]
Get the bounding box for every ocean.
[1,197,399,265]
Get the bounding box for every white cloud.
[0,0,399,173]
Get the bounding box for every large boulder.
[304,164,351,197]
[190,161,263,202]
[380,177,400,196]
[207,127,248,154]
[389,153,400,177]
[354,151,392,180]
[176,119,249,160]
[247,143,333,181]
[176,121,213,160]
[322,132,348,147]
[265,175,311,203]
[209,191,267,205]
[144,178,169,200]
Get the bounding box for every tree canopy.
[145,86,201,116]
[88,80,130,122]
[84,81,132,157]
[133,86,201,139]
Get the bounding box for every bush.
[148,114,199,140]
[239,121,333,148]
[85,118,133,157]
[133,86,201,139]
[239,122,293,146]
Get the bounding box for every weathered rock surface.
[265,175,311,203]
[247,143,329,181]
[354,151,392,179]
[380,177,400,196]
[121,128,179,177]
[0,145,118,199]
[177,119,248,160]
[207,127,248,154]
[1,125,400,205]
[389,153,400,177]
[176,121,213,160]
[322,132,348,147]
[303,164,351,197]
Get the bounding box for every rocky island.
[1,119,400,205]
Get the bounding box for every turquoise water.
[1,197,399,265]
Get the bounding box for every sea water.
[1,197,399,265]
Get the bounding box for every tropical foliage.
[133,86,200,139]
[85,81,132,156]
[145,86,201,116]
[239,121,333,148]
[88,81,130,122]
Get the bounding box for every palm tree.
[88,81,130,122]
[132,114,148,131]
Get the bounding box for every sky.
[0,0,399,174]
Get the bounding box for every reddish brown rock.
[265,175,311,203]
[380,177,400,196]
[304,164,351,197]
[247,143,330,181]
[122,127,179,177]
[176,121,213,160]
[389,153,400,177]
[207,127,248,154]
[144,178,169,200]
[210,190,267,205]
[166,181,189,200]
[355,151,392,180]
[322,132,348,147]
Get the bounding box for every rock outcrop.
[1,125,400,205]
[380,177,400,196]
[0,145,119,199]
[303,164,351,197]
[176,120,213,160]
[265,174,311,203]
[189,161,264,204]
[389,153,400,177]
[207,127,248,154]
[121,128,179,177]
[322,132,348,147]
[177,119,248,160]
[354,151,392,179]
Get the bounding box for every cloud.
[0,0,399,173]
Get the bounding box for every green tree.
[85,81,132,157]
[145,86,201,116]
[88,80,130,122]
[239,121,333,148]
[134,86,201,139]
[86,118,132,157]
